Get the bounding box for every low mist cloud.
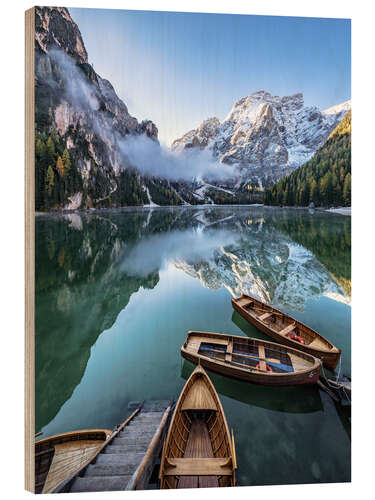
[120,135,235,182]
[49,50,100,112]
[43,49,237,183]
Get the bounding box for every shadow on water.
[231,310,271,341]
[181,360,323,414]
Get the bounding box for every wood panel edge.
[25,6,35,494]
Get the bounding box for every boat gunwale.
[232,294,341,355]
[35,429,112,447]
[183,330,321,379]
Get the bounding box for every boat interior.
[186,334,315,374]
[162,371,234,489]
[35,430,110,494]
[236,295,333,351]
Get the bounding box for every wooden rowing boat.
[232,294,341,371]
[159,364,236,489]
[181,331,321,386]
[35,429,112,493]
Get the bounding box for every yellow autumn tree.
[56,155,65,178]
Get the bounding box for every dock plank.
[67,401,170,493]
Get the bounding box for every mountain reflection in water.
[35,206,350,486]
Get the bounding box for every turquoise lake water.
[35,206,351,486]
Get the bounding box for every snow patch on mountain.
[143,186,159,207]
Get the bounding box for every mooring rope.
[335,355,342,382]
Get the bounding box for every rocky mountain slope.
[172,91,350,187]
[35,7,182,210]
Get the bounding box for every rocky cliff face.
[35,7,88,64]
[172,91,350,187]
[35,7,168,210]
[173,117,221,151]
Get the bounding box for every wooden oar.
[231,429,237,470]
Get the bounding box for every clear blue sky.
[70,8,351,146]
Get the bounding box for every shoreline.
[35,203,265,217]
[322,207,351,216]
[35,203,351,217]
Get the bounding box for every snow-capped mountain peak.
[323,100,351,116]
[172,91,351,186]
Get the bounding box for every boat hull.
[181,331,321,386]
[232,297,341,371]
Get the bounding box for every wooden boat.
[35,429,112,493]
[232,294,341,371]
[182,331,321,386]
[160,364,236,489]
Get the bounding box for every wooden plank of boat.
[34,429,112,494]
[232,293,341,371]
[160,364,236,489]
[181,331,321,386]
[257,344,267,372]
[225,339,233,362]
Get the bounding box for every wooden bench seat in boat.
[238,297,252,307]
[259,312,273,321]
[308,338,327,349]
[279,324,296,336]
[225,341,233,362]
[164,458,233,476]
[243,300,254,309]
[257,345,267,372]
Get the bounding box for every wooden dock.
[54,400,172,493]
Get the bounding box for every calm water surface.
[35,206,351,486]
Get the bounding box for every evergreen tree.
[62,149,71,175]
[310,179,318,204]
[46,137,55,164]
[265,111,351,207]
[36,138,45,158]
[343,173,351,206]
[46,165,54,196]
